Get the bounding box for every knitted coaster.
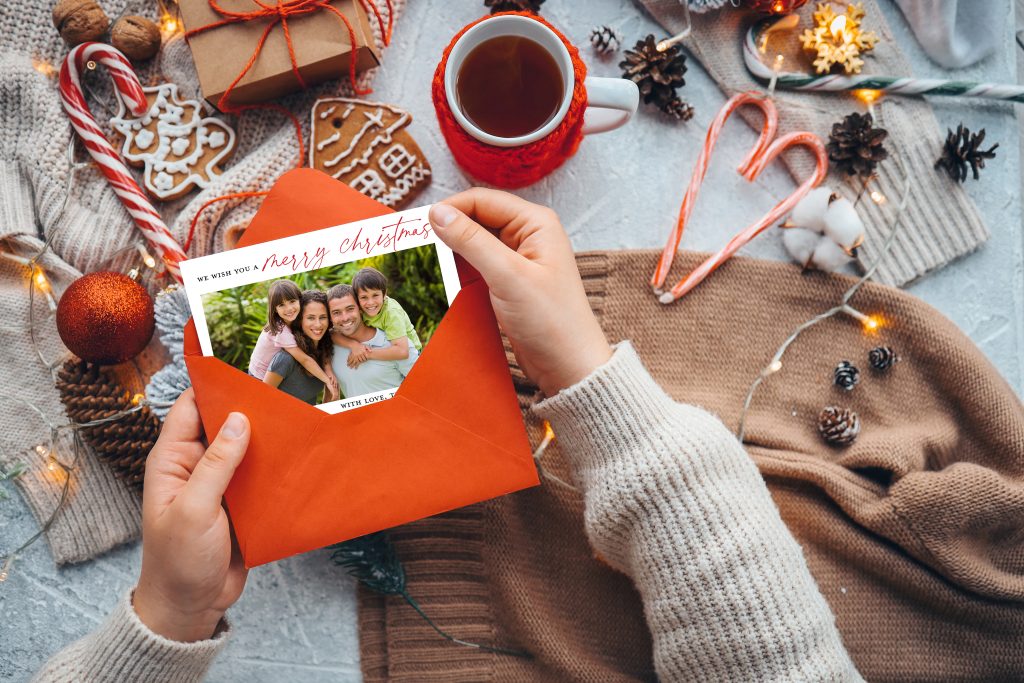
[431,12,588,189]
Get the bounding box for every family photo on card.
[180,205,461,413]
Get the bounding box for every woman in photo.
[263,290,336,405]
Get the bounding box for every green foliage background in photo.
[201,244,449,372]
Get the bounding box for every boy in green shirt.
[338,267,422,368]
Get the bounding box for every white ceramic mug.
[444,15,639,148]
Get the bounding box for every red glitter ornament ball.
[56,271,155,365]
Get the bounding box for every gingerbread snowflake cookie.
[110,83,236,201]
[309,98,431,208]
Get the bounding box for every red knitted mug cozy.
[431,12,588,189]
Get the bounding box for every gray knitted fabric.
[0,0,403,565]
[644,0,990,287]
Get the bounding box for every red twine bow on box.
[182,0,392,254]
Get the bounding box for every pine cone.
[620,35,687,109]
[56,358,160,490]
[868,345,899,371]
[484,0,544,13]
[589,25,622,55]
[935,124,998,182]
[833,360,860,391]
[661,95,695,121]
[826,112,888,178]
[818,406,860,446]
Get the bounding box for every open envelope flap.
[182,169,537,567]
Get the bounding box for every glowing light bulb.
[137,244,157,269]
[47,455,58,472]
[35,444,48,456]
[830,15,848,41]
[132,393,145,406]
[869,190,886,204]
[767,360,783,374]
[772,1,786,12]
[160,13,180,37]
[863,316,882,332]
[32,58,56,78]
[0,570,8,582]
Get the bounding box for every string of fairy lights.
[0,140,173,583]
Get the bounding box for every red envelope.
[183,168,538,568]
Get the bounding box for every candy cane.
[652,92,778,293]
[744,20,1024,104]
[660,132,828,303]
[59,42,187,282]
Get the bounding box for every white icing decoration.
[153,171,174,191]
[308,98,429,208]
[171,137,190,156]
[109,83,236,200]
[135,129,155,150]
[316,131,341,152]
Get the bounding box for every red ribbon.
[182,0,393,254]
[184,0,393,113]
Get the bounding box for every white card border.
[179,204,461,358]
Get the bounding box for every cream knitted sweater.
[33,343,861,682]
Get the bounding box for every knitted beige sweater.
[32,342,861,681]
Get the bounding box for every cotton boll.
[789,186,833,233]
[782,227,821,266]
[823,197,865,251]
[811,238,853,272]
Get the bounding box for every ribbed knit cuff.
[31,590,230,683]
[0,160,37,241]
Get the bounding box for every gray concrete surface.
[2,0,1021,680]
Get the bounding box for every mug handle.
[581,77,639,136]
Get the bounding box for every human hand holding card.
[180,169,537,568]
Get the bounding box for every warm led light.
[829,15,848,41]
[773,54,785,70]
[46,455,58,472]
[132,393,145,406]
[86,60,97,71]
[0,570,8,582]
[767,360,783,374]
[772,1,786,12]
[32,58,56,78]
[35,444,48,456]
[863,316,881,331]
[543,420,555,441]
[869,190,886,204]
[137,244,157,268]
[160,13,180,36]
[853,89,881,105]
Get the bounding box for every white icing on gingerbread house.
[309,98,431,208]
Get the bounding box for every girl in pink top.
[248,280,338,396]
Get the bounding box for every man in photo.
[326,284,417,399]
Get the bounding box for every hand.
[347,345,370,369]
[133,389,250,642]
[429,189,612,396]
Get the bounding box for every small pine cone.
[827,112,888,178]
[833,360,860,391]
[868,346,900,371]
[819,406,860,446]
[661,96,694,121]
[56,358,160,490]
[589,25,622,55]
[484,0,544,13]
[620,35,688,109]
[935,124,998,183]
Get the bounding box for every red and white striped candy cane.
[658,130,828,304]
[651,92,778,293]
[59,42,187,283]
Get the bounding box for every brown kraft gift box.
[179,0,381,109]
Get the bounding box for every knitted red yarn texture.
[431,12,588,189]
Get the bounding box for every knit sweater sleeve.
[533,342,862,682]
[31,589,229,683]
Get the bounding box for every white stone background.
[1,0,1021,680]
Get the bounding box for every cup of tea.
[443,14,639,148]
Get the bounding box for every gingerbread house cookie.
[110,83,236,201]
[309,98,431,208]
